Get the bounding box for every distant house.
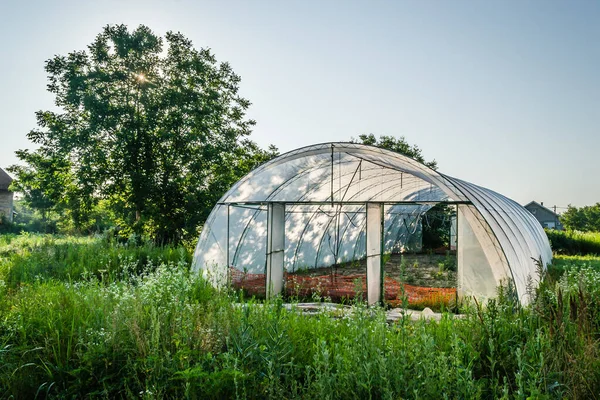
[0,168,14,223]
[524,201,563,230]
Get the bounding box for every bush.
[545,229,600,255]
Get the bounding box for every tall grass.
[547,254,600,280]
[0,233,190,289]
[1,234,600,398]
[545,229,600,255]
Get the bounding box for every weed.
[1,234,600,398]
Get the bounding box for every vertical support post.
[380,204,385,300]
[454,204,459,305]
[266,203,285,299]
[366,202,383,305]
[450,207,457,251]
[226,205,231,286]
[457,204,464,299]
[454,204,459,252]
[330,144,334,207]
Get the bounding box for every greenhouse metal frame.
[193,142,551,305]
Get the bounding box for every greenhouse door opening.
[222,200,461,308]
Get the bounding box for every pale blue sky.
[1,0,598,208]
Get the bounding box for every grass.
[545,229,600,255]
[0,233,190,289]
[1,234,600,398]
[547,254,600,280]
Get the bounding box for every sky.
[0,0,598,209]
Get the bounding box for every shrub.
[545,229,600,255]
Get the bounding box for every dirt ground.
[230,253,458,307]
[290,253,457,288]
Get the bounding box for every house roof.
[0,168,13,191]
[524,201,560,218]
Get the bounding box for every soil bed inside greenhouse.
[231,253,458,309]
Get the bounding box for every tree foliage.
[422,204,455,251]
[10,24,277,243]
[352,133,438,170]
[8,150,71,221]
[561,203,600,232]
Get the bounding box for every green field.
[2,234,600,399]
[545,229,600,256]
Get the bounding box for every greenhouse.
[192,142,551,306]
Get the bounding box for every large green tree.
[11,24,277,243]
[561,203,600,232]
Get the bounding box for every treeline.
[543,203,600,256]
[560,203,600,232]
